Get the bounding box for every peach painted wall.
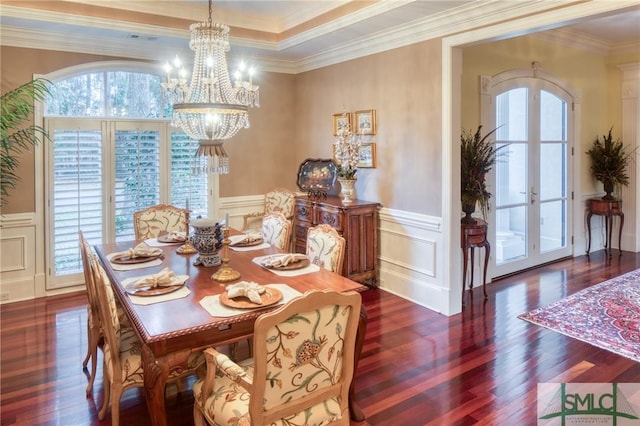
[0,46,298,213]
[294,39,443,215]
[1,39,445,217]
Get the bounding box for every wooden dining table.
[94,235,368,426]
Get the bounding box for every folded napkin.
[230,233,262,246]
[134,267,178,289]
[226,281,265,304]
[165,231,187,242]
[113,242,162,259]
[260,253,308,269]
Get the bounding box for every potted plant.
[1,78,51,206]
[586,127,636,200]
[460,125,500,223]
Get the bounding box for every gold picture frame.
[357,143,376,168]
[332,112,351,136]
[354,109,376,135]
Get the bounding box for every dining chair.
[79,230,103,397]
[306,224,346,273]
[193,289,362,426]
[133,203,188,240]
[79,230,134,397]
[89,254,204,425]
[261,211,292,251]
[241,188,296,232]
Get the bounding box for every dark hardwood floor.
[2,249,639,425]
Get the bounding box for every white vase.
[338,178,356,203]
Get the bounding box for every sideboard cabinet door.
[294,196,379,286]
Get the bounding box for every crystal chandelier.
[162,0,259,174]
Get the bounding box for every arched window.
[43,62,210,289]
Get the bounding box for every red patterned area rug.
[518,269,640,362]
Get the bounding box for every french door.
[488,77,573,278]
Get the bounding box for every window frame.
[37,61,220,291]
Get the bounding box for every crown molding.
[534,26,640,56]
[1,1,637,74]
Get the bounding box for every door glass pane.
[540,143,566,200]
[540,91,567,141]
[114,129,161,241]
[540,200,566,252]
[52,129,103,276]
[495,142,527,207]
[496,206,527,264]
[496,88,528,141]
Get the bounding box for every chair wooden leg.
[85,328,100,396]
[82,320,91,369]
[98,365,110,420]
[193,400,207,426]
[110,386,121,426]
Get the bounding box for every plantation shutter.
[170,131,208,220]
[48,119,104,281]
[113,122,162,242]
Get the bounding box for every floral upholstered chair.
[193,289,362,426]
[133,204,188,240]
[306,224,346,273]
[241,188,296,232]
[261,212,292,251]
[90,255,204,425]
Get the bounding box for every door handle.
[531,187,537,204]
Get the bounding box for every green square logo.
[538,383,640,425]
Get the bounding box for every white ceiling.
[1,1,638,74]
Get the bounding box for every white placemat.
[107,253,163,271]
[230,242,271,252]
[122,275,191,305]
[252,254,320,277]
[144,238,183,247]
[199,283,302,317]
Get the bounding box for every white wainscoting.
[2,197,453,313]
[377,208,449,314]
[0,213,40,303]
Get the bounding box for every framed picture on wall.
[357,143,376,168]
[354,109,376,135]
[332,112,351,136]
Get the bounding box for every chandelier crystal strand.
[162,0,259,174]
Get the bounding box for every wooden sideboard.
[294,196,380,286]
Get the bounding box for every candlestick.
[212,224,240,283]
[225,212,229,227]
[176,208,196,255]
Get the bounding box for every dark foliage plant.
[1,78,52,206]
[461,125,501,219]
[586,127,635,189]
